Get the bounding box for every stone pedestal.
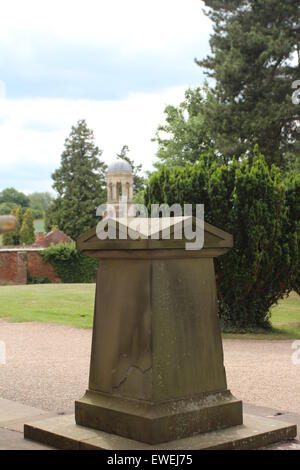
[24,217,297,449]
[75,218,242,444]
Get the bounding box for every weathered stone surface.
[0,398,54,450]
[0,428,51,450]
[84,257,227,402]
[76,389,242,444]
[24,413,297,450]
[75,219,243,444]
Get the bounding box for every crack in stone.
[113,365,152,390]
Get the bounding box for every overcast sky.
[0,0,211,194]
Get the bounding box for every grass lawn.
[0,284,299,339]
[222,291,300,340]
[0,284,95,329]
[34,219,45,233]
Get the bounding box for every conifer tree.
[19,207,35,245]
[45,120,106,240]
[197,0,300,167]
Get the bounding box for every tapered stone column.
[75,217,242,444]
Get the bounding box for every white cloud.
[0,1,212,193]
[0,0,210,55]
[0,86,187,193]
[0,81,6,100]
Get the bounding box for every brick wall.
[0,249,61,285]
[27,252,60,283]
[0,251,27,285]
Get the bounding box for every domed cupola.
[106,160,134,217]
[107,160,132,175]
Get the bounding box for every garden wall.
[0,248,60,285]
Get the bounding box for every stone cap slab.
[76,216,233,258]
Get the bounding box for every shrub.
[27,271,50,284]
[0,202,17,215]
[2,205,23,246]
[31,208,44,220]
[20,207,35,245]
[145,149,300,330]
[41,242,98,283]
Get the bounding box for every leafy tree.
[19,207,35,245]
[0,187,29,208]
[30,208,44,220]
[0,202,17,215]
[153,87,215,167]
[45,120,107,240]
[197,0,300,167]
[28,192,53,219]
[145,149,300,330]
[2,206,23,246]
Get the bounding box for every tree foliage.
[0,202,17,216]
[0,189,52,220]
[197,0,300,167]
[19,207,35,245]
[45,120,106,240]
[28,192,53,219]
[153,87,215,167]
[0,187,29,208]
[145,149,300,330]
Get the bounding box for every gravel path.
[0,321,91,411]
[0,320,299,414]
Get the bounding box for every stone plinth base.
[75,390,242,444]
[24,414,297,450]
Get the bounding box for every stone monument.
[74,218,243,444]
[24,162,297,449]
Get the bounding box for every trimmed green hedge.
[41,242,98,283]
